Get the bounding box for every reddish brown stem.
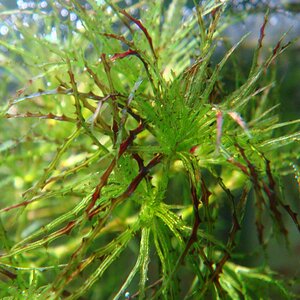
[110,49,139,62]
[86,158,116,213]
[120,9,156,59]
[118,123,144,157]
[5,112,76,123]
[258,13,268,50]
[113,153,163,206]
[87,123,145,214]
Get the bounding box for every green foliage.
[0,0,299,299]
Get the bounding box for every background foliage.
[0,0,299,299]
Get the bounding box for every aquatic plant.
[0,0,299,299]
